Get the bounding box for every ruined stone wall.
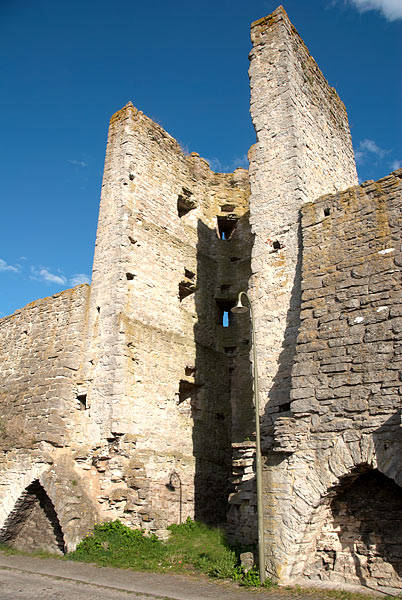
[0,101,253,550]
[248,6,358,445]
[0,285,90,449]
[262,170,402,589]
[81,102,253,531]
[226,442,257,544]
[2,8,399,587]
[226,5,360,575]
[0,285,99,550]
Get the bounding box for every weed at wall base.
[67,518,273,588]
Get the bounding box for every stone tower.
[0,5,401,593]
[228,7,402,592]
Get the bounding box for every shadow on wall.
[262,216,303,451]
[189,217,253,524]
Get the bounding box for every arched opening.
[0,480,65,554]
[304,469,402,589]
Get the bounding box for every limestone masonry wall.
[264,170,402,588]
[0,285,99,550]
[248,6,358,446]
[0,5,401,593]
[0,285,89,450]
[76,102,253,530]
[0,103,253,547]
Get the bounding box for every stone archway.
[302,468,402,589]
[0,479,65,554]
[271,434,402,585]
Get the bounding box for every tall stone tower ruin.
[0,5,401,593]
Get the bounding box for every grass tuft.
[67,517,274,588]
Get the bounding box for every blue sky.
[1,0,401,317]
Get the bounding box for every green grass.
[2,526,396,598]
[67,518,273,588]
[67,520,166,571]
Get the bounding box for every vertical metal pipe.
[233,291,265,584]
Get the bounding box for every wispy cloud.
[70,273,90,286]
[391,159,402,171]
[345,0,402,20]
[207,157,226,172]
[3,258,90,291]
[30,267,67,285]
[206,155,249,173]
[67,159,87,168]
[233,155,249,169]
[0,258,21,273]
[355,138,388,165]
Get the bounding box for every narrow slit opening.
[177,188,196,217]
[217,216,238,240]
[77,394,87,410]
[216,299,236,327]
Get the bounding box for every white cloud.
[70,273,91,286]
[207,157,225,172]
[0,258,20,273]
[233,155,249,169]
[67,159,87,168]
[391,159,402,170]
[31,267,67,285]
[359,138,386,157]
[347,0,402,20]
[355,138,388,165]
[30,266,90,287]
[206,155,249,173]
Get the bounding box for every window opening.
[126,272,135,280]
[178,379,202,403]
[179,280,196,301]
[179,268,196,301]
[184,269,195,280]
[223,347,237,356]
[217,216,238,240]
[177,188,196,217]
[221,203,236,213]
[216,299,236,327]
[77,394,87,410]
[324,207,330,216]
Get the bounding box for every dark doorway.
[0,480,65,554]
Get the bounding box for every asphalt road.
[0,552,386,600]
[0,567,154,600]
